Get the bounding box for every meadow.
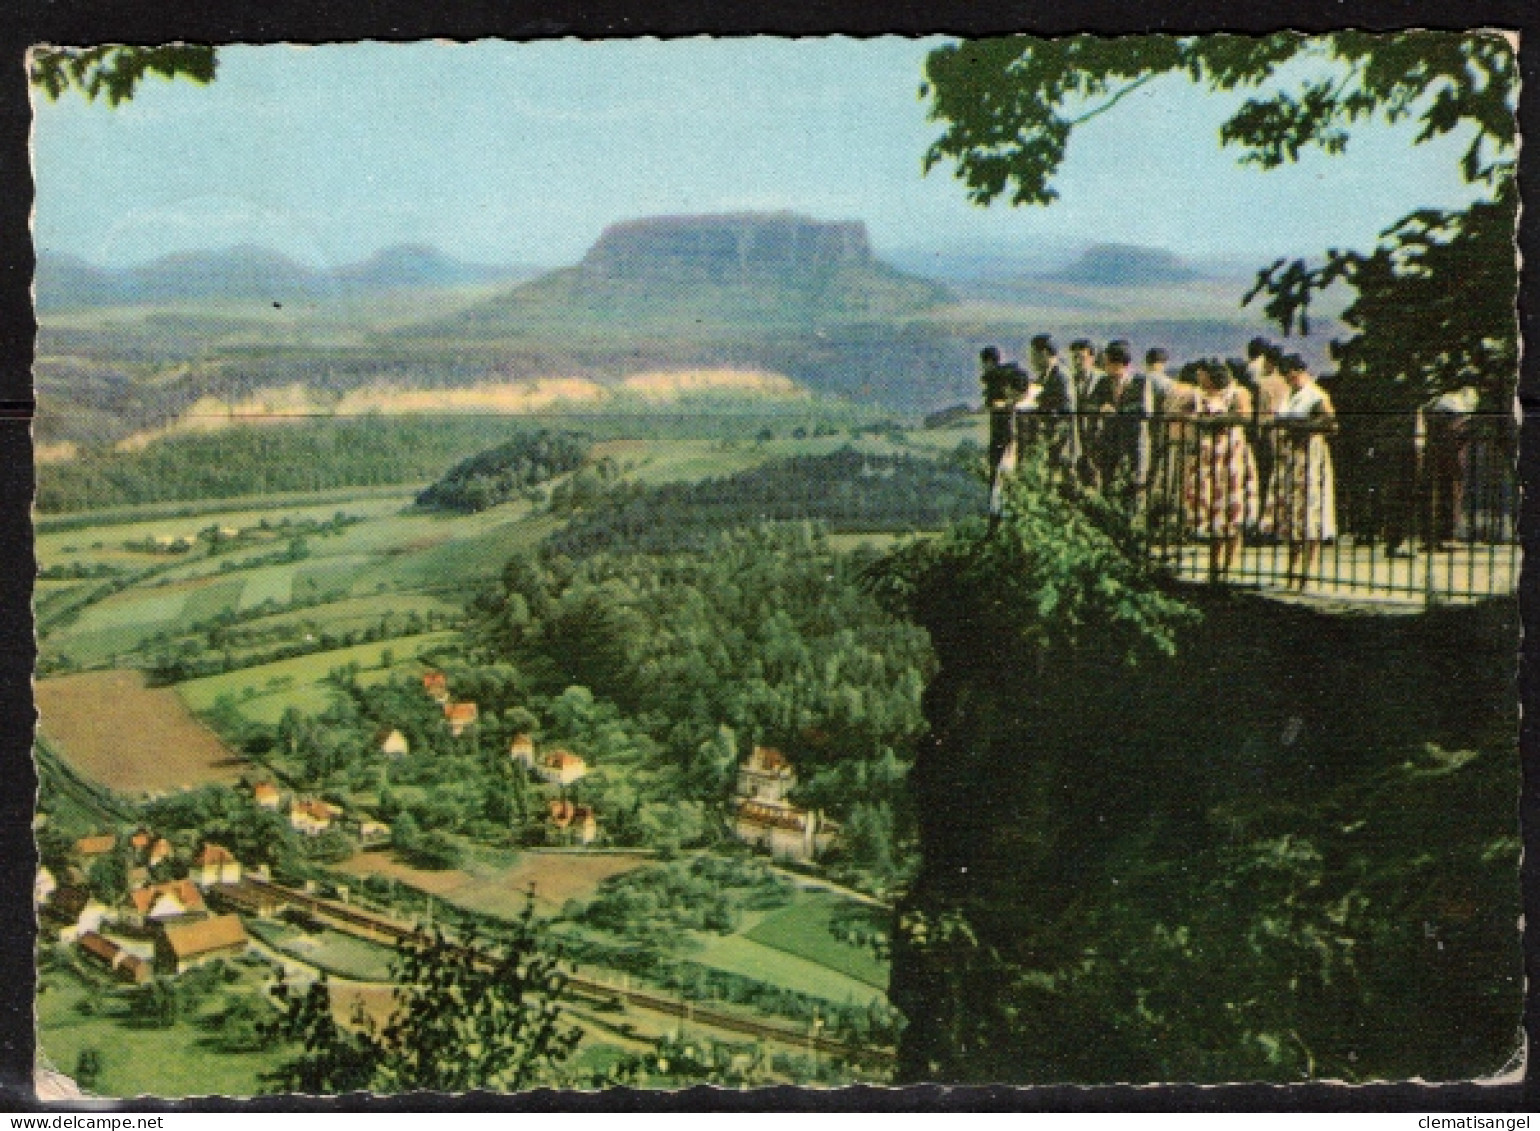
[36,963,286,1099]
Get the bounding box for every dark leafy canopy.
[922,32,1518,398]
[264,907,581,1093]
[30,46,217,106]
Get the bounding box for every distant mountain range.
[33,214,1320,450]
[1047,243,1202,285]
[34,243,539,310]
[414,213,953,342]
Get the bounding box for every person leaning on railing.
[1181,358,1259,584]
[1262,353,1339,590]
[1029,334,1081,481]
[979,345,1032,526]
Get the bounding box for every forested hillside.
[467,524,931,891]
[415,431,591,512]
[545,447,980,557]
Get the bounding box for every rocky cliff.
[581,212,874,281]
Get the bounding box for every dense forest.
[467,524,932,890]
[414,431,591,512]
[545,447,980,558]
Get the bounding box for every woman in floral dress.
[1264,353,1338,589]
[1183,359,1258,583]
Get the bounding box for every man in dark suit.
[1030,334,1080,482]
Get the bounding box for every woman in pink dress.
[1183,359,1258,583]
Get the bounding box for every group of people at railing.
[980,333,1509,592]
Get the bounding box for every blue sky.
[30,38,1487,269]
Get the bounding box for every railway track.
[246,877,894,1064]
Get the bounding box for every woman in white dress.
[1265,354,1338,589]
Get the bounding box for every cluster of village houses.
[37,778,394,986]
[424,669,837,861]
[37,831,274,985]
[36,675,845,990]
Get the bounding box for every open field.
[745,891,888,989]
[36,669,248,793]
[335,849,655,916]
[176,631,457,724]
[332,851,475,896]
[449,851,656,917]
[687,930,887,1008]
[36,966,285,1098]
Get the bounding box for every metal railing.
[1015,408,1518,605]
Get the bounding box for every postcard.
[27,32,1521,1097]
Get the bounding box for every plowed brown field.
[35,669,248,793]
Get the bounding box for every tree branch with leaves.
[29,45,218,106]
[921,32,1518,401]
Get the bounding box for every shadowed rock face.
[581,212,874,281]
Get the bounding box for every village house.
[345,815,392,847]
[731,799,837,864]
[444,702,479,737]
[736,746,796,803]
[124,879,208,929]
[535,749,588,786]
[289,798,341,836]
[192,844,242,888]
[728,747,836,863]
[251,781,283,810]
[154,914,250,975]
[130,830,173,869]
[40,886,110,942]
[422,670,450,704]
[377,728,410,757]
[76,932,153,985]
[546,799,599,846]
[509,733,536,769]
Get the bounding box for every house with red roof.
[546,799,599,846]
[75,932,153,985]
[192,843,242,888]
[124,880,208,928]
[422,670,450,704]
[443,702,480,737]
[251,781,283,810]
[289,798,340,836]
[534,749,588,786]
[731,798,836,863]
[729,747,836,863]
